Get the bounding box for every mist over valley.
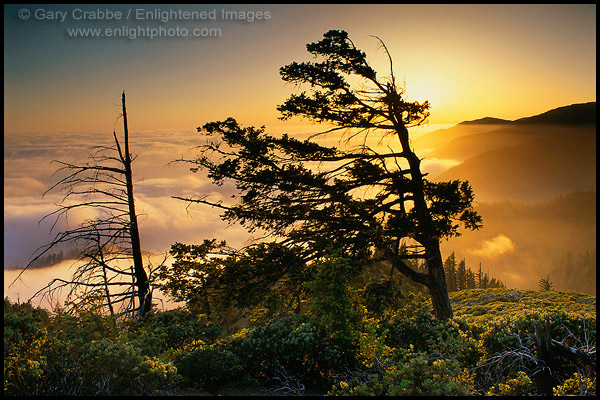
[415,103,596,294]
[4,103,596,301]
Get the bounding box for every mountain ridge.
[459,117,511,125]
[433,128,595,202]
[457,102,596,126]
[413,102,596,155]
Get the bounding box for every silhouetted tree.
[457,259,467,291]
[176,30,482,319]
[443,255,505,292]
[13,92,152,318]
[444,252,458,292]
[481,273,490,289]
[489,277,504,289]
[465,268,476,290]
[538,276,554,291]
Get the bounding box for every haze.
[4,4,596,302]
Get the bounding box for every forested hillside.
[434,131,595,202]
[413,102,596,203]
[441,191,596,295]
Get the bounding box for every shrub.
[4,299,50,395]
[553,372,596,396]
[5,299,182,396]
[362,277,403,317]
[329,352,471,396]
[303,250,360,341]
[124,308,220,357]
[487,371,536,396]
[385,309,440,352]
[227,315,353,390]
[73,338,180,395]
[354,315,393,369]
[425,318,481,367]
[174,346,242,390]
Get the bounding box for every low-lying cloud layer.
[4,129,251,269]
[4,125,596,300]
[468,234,515,258]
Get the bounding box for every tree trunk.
[396,124,453,320]
[424,245,454,320]
[534,319,558,396]
[121,91,151,316]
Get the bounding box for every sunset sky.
[3,4,597,299]
[4,4,596,134]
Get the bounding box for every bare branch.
[21,93,151,319]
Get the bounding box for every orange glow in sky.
[4,4,596,133]
[3,4,596,298]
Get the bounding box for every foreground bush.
[174,346,242,390]
[5,287,596,396]
[4,299,50,395]
[4,298,181,396]
[227,316,353,390]
[328,351,472,396]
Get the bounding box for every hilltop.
[459,117,511,125]
[412,103,596,295]
[457,102,596,126]
[5,286,596,396]
[513,102,596,125]
[434,129,595,202]
[412,102,596,203]
[450,287,596,325]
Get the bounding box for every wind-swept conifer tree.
[177,30,482,319]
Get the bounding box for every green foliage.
[154,239,229,317]
[228,315,350,388]
[123,308,220,357]
[4,298,51,395]
[487,371,536,396]
[362,276,403,317]
[450,290,596,395]
[155,240,309,323]
[304,249,361,340]
[5,280,596,396]
[450,288,596,326]
[329,352,471,396]
[553,372,596,396]
[385,309,481,368]
[4,298,182,396]
[44,317,181,395]
[72,338,180,395]
[174,346,242,390]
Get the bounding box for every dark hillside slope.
[414,102,596,162]
[440,191,596,294]
[513,102,596,125]
[431,124,594,162]
[434,129,596,202]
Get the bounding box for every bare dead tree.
[12,92,153,319]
